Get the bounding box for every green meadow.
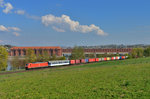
[0,57,150,99]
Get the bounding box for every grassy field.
[0,57,150,99]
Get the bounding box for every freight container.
[107,57,111,61]
[85,59,89,63]
[119,56,122,60]
[116,56,120,60]
[111,57,116,60]
[111,57,115,60]
[101,58,104,61]
[70,60,75,64]
[88,59,93,62]
[92,58,96,62]
[75,60,80,64]
[81,59,86,63]
[95,58,99,62]
[99,58,102,62]
[104,57,107,61]
[121,56,125,60]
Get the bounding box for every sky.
[0,0,150,46]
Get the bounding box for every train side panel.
[75,60,80,64]
[26,62,49,69]
[81,59,86,63]
[70,60,75,65]
[48,60,70,66]
[85,59,89,63]
[95,58,99,62]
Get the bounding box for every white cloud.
[0,25,8,31]
[0,0,40,20]
[0,25,21,32]
[14,10,40,20]
[8,27,21,31]
[0,25,21,37]
[15,10,25,15]
[0,0,13,14]
[3,2,13,14]
[0,40,3,43]
[42,14,107,36]
[52,26,65,32]
[25,14,41,20]
[13,32,20,36]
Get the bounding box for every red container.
[70,60,75,64]
[81,59,86,63]
[75,60,80,64]
[104,57,107,61]
[92,58,96,62]
[121,56,125,60]
[111,57,114,60]
[88,59,93,62]
[95,58,99,62]
[116,56,119,60]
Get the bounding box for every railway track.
[0,63,89,75]
[0,58,125,75]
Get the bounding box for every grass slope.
[0,57,150,98]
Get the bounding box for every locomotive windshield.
[25,64,29,67]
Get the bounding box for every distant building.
[10,46,62,56]
[10,46,132,57]
[62,48,132,57]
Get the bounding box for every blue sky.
[0,0,150,46]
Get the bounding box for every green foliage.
[25,49,37,63]
[1,57,150,98]
[36,54,43,62]
[50,54,57,60]
[131,48,144,58]
[36,50,50,62]
[71,46,85,59]
[10,57,27,70]
[88,53,95,58]
[10,56,20,69]
[0,46,8,71]
[42,50,50,61]
[57,56,66,60]
[144,47,150,57]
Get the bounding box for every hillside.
[0,58,150,98]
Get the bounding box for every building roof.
[11,46,61,50]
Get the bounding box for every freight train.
[25,56,127,70]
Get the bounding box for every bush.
[0,46,8,71]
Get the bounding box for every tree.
[70,46,85,59]
[144,47,150,57]
[10,56,26,70]
[42,50,50,61]
[50,54,57,60]
[131,48,144,58]
[11,56,20,70]
[57,56,66,60]
[88,54,95,58]
[25,49,37,63]
[137,48,144,57]
[0,46,8,71]
[36,54,42,62]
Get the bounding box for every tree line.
[70,46,150,59]
[129,47,150,58]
